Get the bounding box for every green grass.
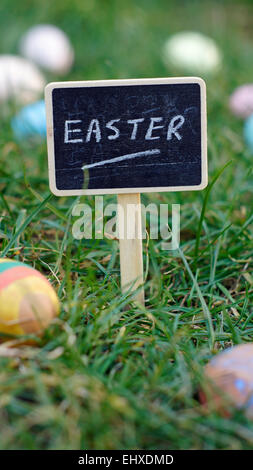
[0,0,253,450]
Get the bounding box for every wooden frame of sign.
[45,77,207,304]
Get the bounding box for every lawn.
[0,0,253,450]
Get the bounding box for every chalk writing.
[64,115,185,144]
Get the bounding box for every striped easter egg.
[0,258,59,336]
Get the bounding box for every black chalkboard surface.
[45,78,207,195]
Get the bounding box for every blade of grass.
[25,179,67,222]
[194,161,233,266]
[177,245,215,349]
[1,193,52,257]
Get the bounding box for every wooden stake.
[117,193,144,305]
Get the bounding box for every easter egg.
[0,258,59,336]
[11,100,46,140]
[0,55,45,105]
[200,344,253,418]
[162,32,222,74]
[20,24,74,75]
[229,85,253,118]
[244,113,253,152]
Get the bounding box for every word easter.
[45,77,207,195]
[64,115,185,144]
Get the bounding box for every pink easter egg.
[229,84,253,118]
[200,344,253,418]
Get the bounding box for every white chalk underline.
[82,149,160,170]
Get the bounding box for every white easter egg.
[20,24,74,75]
[163,32,222,74]
[0,55,45,105]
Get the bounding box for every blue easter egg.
[244,113,253,152]
[11,100,46,139]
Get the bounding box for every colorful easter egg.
[229,84,253,118]
[11,100,46,139]
[200,344,253,418]
[244,113,253,152]
[162,32,222,74]
[0,258,59,336]
[20,24,74,75]
[0,55,45,105]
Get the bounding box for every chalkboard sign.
[45,77,207,196]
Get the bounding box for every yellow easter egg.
[0,258,59,336]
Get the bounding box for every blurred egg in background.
[200,344,253,419]
[20,24,74,75]
[162,31,222,74]
[243,112,253,153]
[0,55,45,105]
[11,100,46,140]
[229,84,253,118]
